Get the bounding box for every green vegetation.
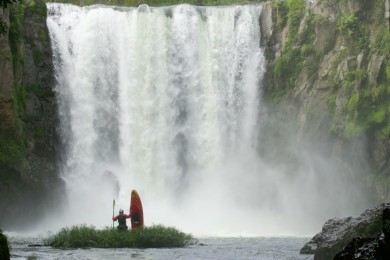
[27,83,53,100]
[0,91,25,164]
[13,83,26,115]
[272,0,288,30]
[28,0,47,19]
[327,18,390,139]
[1,0,17,8]
[0,138,26,163]
[304,1,390,140]
[1,0,50,165]
[273,0,313,88]
[0,1,28,165]
[8,1,24,74]
[0,230,10,260]
[266,0,390,141]
[337,76,390,139]
[337,14,369,54]
[374,26,390,57]
[367,62,390,139]
[44,224,197,248]
[0,0,19,35]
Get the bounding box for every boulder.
[0,230,10,260]
[334,206,390,259]
[300,203,390,260]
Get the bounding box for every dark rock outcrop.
[0,230,10,260]
[300,203,389,260]
[333,206,390,260]
[333,236,380,260]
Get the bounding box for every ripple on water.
[9,236,313,260]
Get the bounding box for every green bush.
[286,0,305,31]
[44,224,197,249]
[374,26,390,56]
[338,15,358,36]
[0,138,26,163]
[273,0,288,29]
[135,224,194,248]
[337,14,369,54]
[273,0,308,83]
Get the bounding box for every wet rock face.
[334,207,390,259]
[0,230,10,260]
[383,207,390,237]
[0,0,64,231]
[334,236,379,260]
[0,8,13,97]
[262,0,390,195]
[0,7,16,138]
[300,203,389,260]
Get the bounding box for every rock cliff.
[261,0,390,202]
[0,0,63,231]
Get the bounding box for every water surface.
[10,235,313,259]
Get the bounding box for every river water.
[9,234,313,260]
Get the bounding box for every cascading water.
[46,3,369,236]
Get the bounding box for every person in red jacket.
[112,209,130,231]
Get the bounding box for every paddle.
[112,199,115,228]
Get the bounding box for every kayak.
[130,189,144,229]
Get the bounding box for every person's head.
[119,209,124,214]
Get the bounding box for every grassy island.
[44,224,197,249]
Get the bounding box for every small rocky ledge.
[300,203,390,260]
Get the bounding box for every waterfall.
[46,3,368,236]
[47,3,265,235]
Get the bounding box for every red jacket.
[112,213,130,221]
